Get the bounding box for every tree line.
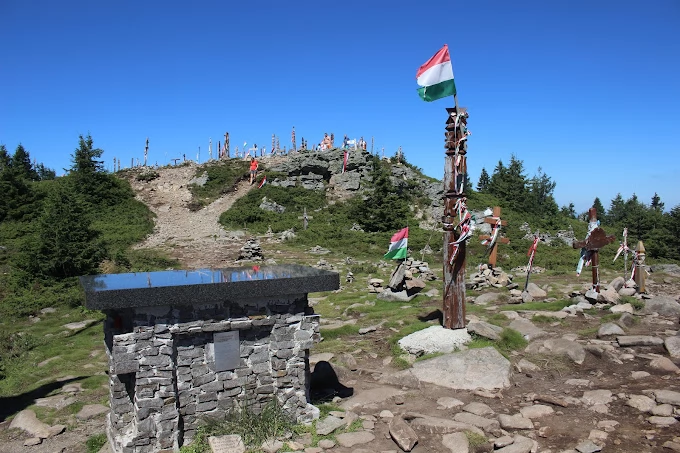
[474,155,679,261]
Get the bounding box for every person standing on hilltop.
[249,157,259,185]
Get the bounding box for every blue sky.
[2,0,678,213]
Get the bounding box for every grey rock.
[495,435,535,453]
[521,291,534,303]
[618,287,636,297]
[617,312,637,328]
[640,296,680,316]
[467,320,503,341]
[648,416,678,426]
[409,346,511,390]
[9,410,52,438]
[516,358,540,373]
[582,390,613,406]
[508,319,547,341]
[575,439,602,453]
[650,264,680,275]
[542,338,586,364]
[76,404,109,420]
[453,412,499,432]
[335,431,375,447]
[462,401,494,416]
[436,397,464,409]
[610,303,634,314]
[261,439,284,453]
[405,413,483,435]
[63,319,97,330]
[608,276,625,292]
[651,404,674,416]
[526,282,547,299]
[473,293,502,306]
[626,394,655,412]
[519,404,554,419]
[653,389,680,406]
[497,414,533,430]
[389,416,419,452]
[377,289,416,302]
[664,336,680,358]
[441,432,469,453]
[340,386,404,411]
[316,415,346,435]
[398,325,471,356]
[597,322,625,338]
[616,335,663,346]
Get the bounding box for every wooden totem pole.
[573,207,615,292]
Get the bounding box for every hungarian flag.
[258,175,267,189]
[384,227,408,260]
[416,44,456,102]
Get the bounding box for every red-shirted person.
[249,157,259,185]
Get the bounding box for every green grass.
[187,160,250,210]
[86,433,108,453]
[465,430,488,448]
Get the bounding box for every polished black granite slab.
[80,264,339,310]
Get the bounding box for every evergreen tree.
[464,172,473,194]
[0,145,10,171]
[349,158,409,232]
[625,194,650,242]
[665,205,680,261]
[0,145,34,222]
[651,192,664,212]
[35,163,56,180]
[11,144,40,181]
[477,167,490,192]
[560,203,576,219]
[488,160,507,198]
[592,197,606,220]
[608,193,626,224]
[526,167,558,216]
[29,183,104,279]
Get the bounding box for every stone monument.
[80,264,339,453]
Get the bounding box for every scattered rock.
[597,323,625,337]
[575,439,603,453]
[62,319,97,330]
[389,416,419,452]
[75,404,109,420]
[616,335,663,347]
[526,282,547,299]
[9,410,52,439]
[467,320,503,341]
[640,296,680,316]
[627,394,656,412]
[316,415,346,435]
[437,397,464,409]
[664,336,680,358]
[654,389,680,405]
[497,414,534,430]
[509,319,547,341]
[649,356,680,372]
[335,431,375,448]
[398,326,471,356]
[441,432,469,453]
[519,404,554,419]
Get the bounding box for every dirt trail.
[130,163,256,268]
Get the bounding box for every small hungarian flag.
[384,227,408,260]
[258,176,267,189]
[416,44,456,102]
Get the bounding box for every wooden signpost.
[572,207,615,293]
[479,206,509,268]
[634,241,646,293]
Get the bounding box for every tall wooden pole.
[442,93,468,330]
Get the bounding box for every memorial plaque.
[208,434,245,453]
[214,331,240,372]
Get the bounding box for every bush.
[136,171,160,182]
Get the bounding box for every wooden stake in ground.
[225,132,230,158]
[292,127,296,152]
[524,233,539,291]
[442,102,471,330]
[144,137,149,166]
[479,206,509,268]
[298,208,313,230]
[634,241,646,293]
[572,207,615,293]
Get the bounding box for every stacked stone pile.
[237,239,263,261]
[467,264,517,291]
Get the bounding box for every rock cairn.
[237,239,263,261]
[467,264,517,291]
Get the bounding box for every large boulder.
[640,296,680,316]
[525,283,547,299]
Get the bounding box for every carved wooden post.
[144,138,149,166]
[478,206,509,268]
[442,106,469,329]
[292,127,296,152]
[634,241,646,293]
[225,132,230,159]
[572,208,615,293]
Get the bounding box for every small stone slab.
[437,397,464,409]
[409,347,511,390]
[597,323,625,338]
[653,389,680,406]
[62,319,97,330]
[340,386,405,411]
[335,431,375,448]
[315,415,346,436]
[665,336,680,358]
[467,320,503,341]
[75,404,109,421]
[626,394,655,412]
[519,404,554,419]
[648,416,677,426]
[610,303,633,314]
[398,325,471,356]
[508,319,547,341]
[582,390,613,406]
[442,432,469,452]
[496,435,535,453]
[462,401,494,416]
[575,439,602,453]
[389,416,419,452]
[498,414,533,430]
[453,412,499,432]
[405,413,483,435]
[208,434,245,453]
[649,356,680,372]
[616,335,663,347]
[9,410,52,438]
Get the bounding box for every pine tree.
[608,193,626,224]
[11,144,39,181]
[592,197,606,220]
[30,183,104,279]
[350,158,409,232]
[651,192,664,212]
[477,167,490,192]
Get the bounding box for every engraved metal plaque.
[214,331,240,372]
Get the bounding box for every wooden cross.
[572,207,616,292]
[478,206,509,268]
[297,208,313,230]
